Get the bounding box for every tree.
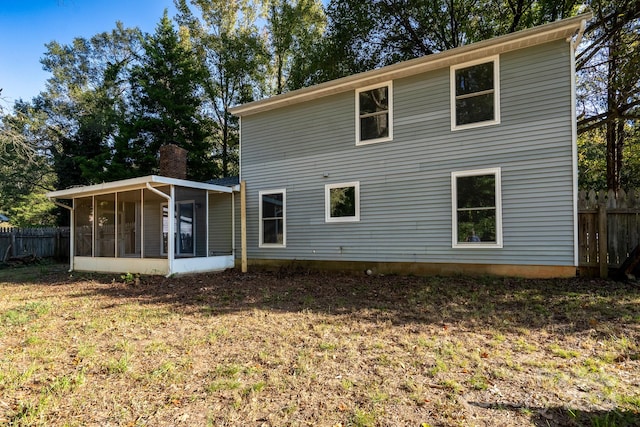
[175,0,269,177]
[262,0,326,93]
[309,0,582,85]
[576,0,640,192]
[122,11,214,181]
[0,99,55,223]
[39,23,143,187]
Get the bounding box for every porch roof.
[46,175,234,199]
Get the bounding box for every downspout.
[145,183,173,277]
[50,199,74,272]
[569,18,587,270]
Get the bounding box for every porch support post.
[70,203,74,272]
[168,186,175,275]
[240,180,247,273]
[206,190,210,257]
[140,188,145,258]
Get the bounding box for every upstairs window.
[325,182,360,223]
[452,168,502,248]
[451,56,500,130]
[356,82,393,145]
[259,190,286,247]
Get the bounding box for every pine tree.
[122,11,215,181]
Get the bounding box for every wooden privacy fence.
[578,189,640,278]
[0,227,70,261]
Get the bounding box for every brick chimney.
[159,144,187,180]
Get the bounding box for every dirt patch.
[1,264,639,426]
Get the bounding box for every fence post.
[10,229,17,258]
[598,204,608,279]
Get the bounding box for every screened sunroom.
[47,175,237,276]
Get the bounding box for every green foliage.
[576,0,640,191]
[175,0,270,177]
[41,23,142,188]
[304,0,581,86]
[0,100,56,222]
[578,125,640,190]
[263,0,326,93]
[3,0,636,202]
[122,10,215,181]
[7,191,57,227]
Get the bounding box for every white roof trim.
[47,175,233,199]
[230,14,591,117]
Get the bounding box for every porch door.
[118,201,140,257]
[177,202,194,256]
[161,202,195,256]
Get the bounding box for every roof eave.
[230,13,591,117]
[46,175,233,199]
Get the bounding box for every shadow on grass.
[43,265,640,334]
[468,401,640,426]
[0,261,70,284]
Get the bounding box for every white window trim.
[451,168,503,248]
[259,189,286,248]
[356,81,393,145]
[450,55,501,131]
[325,181,360,223]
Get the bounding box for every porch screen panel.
[74,197,93,256]
[143,188,165,258]
[95,194,115,257]
[175,187,206,257]
[117,190,141,258]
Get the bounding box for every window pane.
[457,209,496,243]
[330,186,356,218]
[457,175,495,209]
[263,219,283,244]
[262,193,283,218]
[456,62,494,96]
[359,87,388,114]
[360,114,389,140]
[456,93,494,126]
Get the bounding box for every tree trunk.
[222,117,229,178]
[605,19,623,194]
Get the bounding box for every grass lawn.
[1,263,639,426]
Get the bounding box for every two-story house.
[230,14,590,278]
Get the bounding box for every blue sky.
[0,0,177,108]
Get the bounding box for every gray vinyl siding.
[239,40,575,266]
[209,193,233,255]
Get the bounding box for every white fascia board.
[230,13,591,117]
[148,175,233,193]
[47,175,232,199]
